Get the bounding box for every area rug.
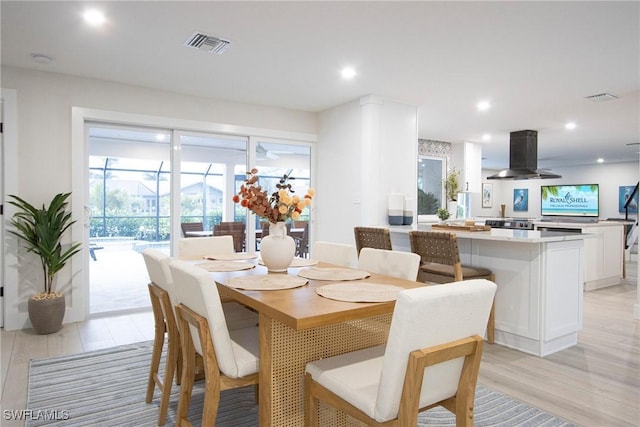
[27,341,576,426]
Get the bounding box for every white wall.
[316,99,361,243]
[379,100,419,223]
[316,96,417,245]
[2,66,317,201]
[480,161,639,219]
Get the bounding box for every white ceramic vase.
[260,222,295,272]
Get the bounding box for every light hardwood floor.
[1,263,638,426]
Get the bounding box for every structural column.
[359,95,383,226]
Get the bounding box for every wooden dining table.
[209,261,425,426]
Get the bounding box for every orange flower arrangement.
[233,168,314,223]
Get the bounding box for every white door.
[1,88,19,330]
[1,96,5,327]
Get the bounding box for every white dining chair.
[178,235,234,258]
[142,248,181,426]
[305,279,497,426]
[357,247,421,281]
[169,260,259,426]
[311,241,358,269]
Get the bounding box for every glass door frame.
[71,107,316,320]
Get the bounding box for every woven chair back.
[353,226,392,254]
[409,231,461,266]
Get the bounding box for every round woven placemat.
[297,267,370,281]
[204,252,258,261]
[226,274,308,290]
[195,261,255,272]
[316,282,403,302]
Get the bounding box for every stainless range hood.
[487,130,561,180]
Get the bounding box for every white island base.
[458,237,583,356]
[391,227,585,357]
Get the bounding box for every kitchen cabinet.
[389,226,586,356]
[533,222,624,290]
[451,141,482,193]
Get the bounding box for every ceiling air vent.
[585,93,619,102]
[183,32,230,55]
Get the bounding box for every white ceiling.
[2,1,639,170]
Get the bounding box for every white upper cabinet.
[451,141,482,193]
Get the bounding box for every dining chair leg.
[145,322,165,404]
[304,373,318,427]
[176,346,195,427]
[487,274,496,344]
[201,375,221,426]
[487,301,495,344]
[175,347,183,385]
[157,337,179,425]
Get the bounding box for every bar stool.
[353,226,392,255]
[409,230,496,344]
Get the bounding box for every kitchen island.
[390,226,588,357]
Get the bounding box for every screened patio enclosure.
[87,124,311,314]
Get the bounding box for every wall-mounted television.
[540,184,599,217]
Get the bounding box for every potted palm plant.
[8,192,81,334]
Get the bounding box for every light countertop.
[389,225,593,243]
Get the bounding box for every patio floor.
[89,240,167,314]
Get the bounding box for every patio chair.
[293,221,309,258]
[181,222,204,238]
[213,221,246,252]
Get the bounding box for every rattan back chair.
[181,222,204,238]
[409,230,496,343]
[353,226,392,255]
[213,221,246,252]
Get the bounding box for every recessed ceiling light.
[340,67,357,80]
[83,9,106,26]
[565,122,577,130]
[597,158,604,163]
[481,133,491,141]
[477,101,491,111]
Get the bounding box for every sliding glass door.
[178,132,248,236]
[86,123,311,314]
[88,124,171,314]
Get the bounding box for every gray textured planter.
[28,295,65,334]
